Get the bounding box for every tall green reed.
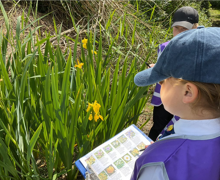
[0,2,151,179]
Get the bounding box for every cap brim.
[134,67,168,86]
[172,21,193,29]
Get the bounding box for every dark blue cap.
[134,27,220,86]
[172,6,199,29]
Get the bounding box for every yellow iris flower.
[91,50,97,55]
[82,38,88,49]
[74,59,84,69]
[82,38,88,44]
[87,100,103,122]
[93,100,101,114]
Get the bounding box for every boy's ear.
[182,83,198,104]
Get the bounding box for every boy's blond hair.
[176,79,220,117]
[192,23,199,29]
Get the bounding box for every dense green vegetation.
[0,1,216,179]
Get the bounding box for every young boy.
[131,27,220,180]
[148,6,199,141]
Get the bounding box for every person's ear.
[182,83,198,104]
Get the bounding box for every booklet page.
[80,125,151,180]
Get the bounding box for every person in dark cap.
[172,6,199,30]
[131,26,220,180]
[147,6,199,141]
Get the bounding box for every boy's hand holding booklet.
[76,125,153,180]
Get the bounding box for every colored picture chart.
[79,125,152,180]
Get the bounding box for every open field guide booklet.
[75,124,152,180]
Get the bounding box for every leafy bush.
[130,1,212,28]
[200,0,211,17]
[210,1,220,9]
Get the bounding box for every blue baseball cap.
[134,27,220,86]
